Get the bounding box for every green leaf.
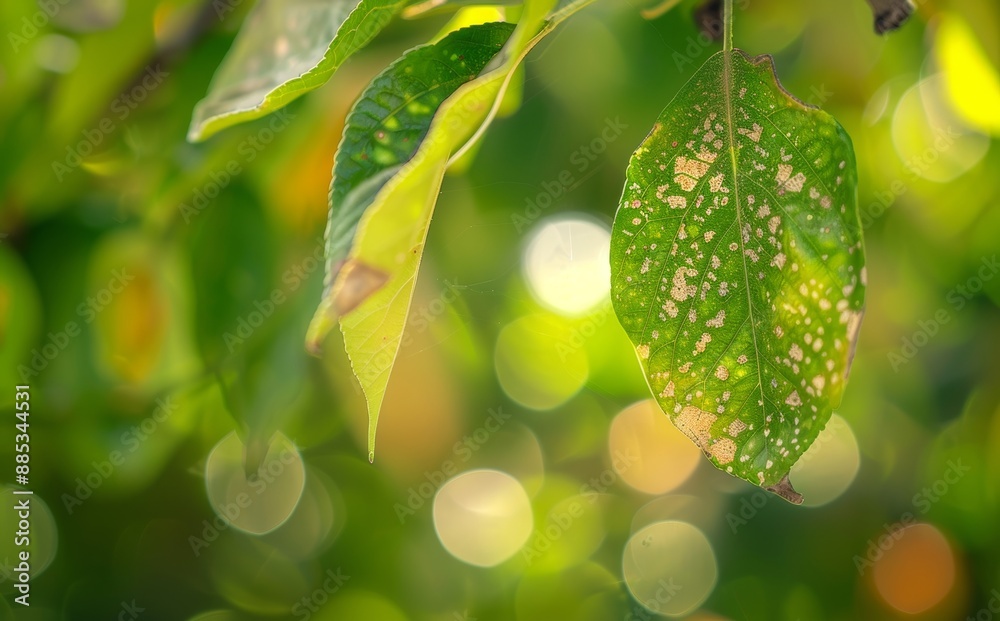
[403,0,520,19]
[307,0,596,460]
[610,49,866,503]
[188,0,406,142]
[323,21,518,281]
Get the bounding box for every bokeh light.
[310,590,409,621]
[495,313,589,410]
[516,562,624,621]
[623,520,718,616]
[521,215,611,316]
[872,523,956,615]
[789,414,861,506]
[891,73,989,183]
[208,536,309,615]
[522,477,605,572]
[205,431,306,535]
[258,466,340,560]
[934,12,1000,136]
[0,485,58,579]
[609,399,701,495]
[433,469,533,567]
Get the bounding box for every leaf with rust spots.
[307,0,596,461]
[610,49,866,503]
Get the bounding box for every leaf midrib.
[723,49,768,431]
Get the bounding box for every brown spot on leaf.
[334,260,390,315]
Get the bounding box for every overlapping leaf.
[189,0,406,141]
[322,21,517,288]
[307,0,596,459]
[610,49,866,502]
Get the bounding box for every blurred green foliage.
[0,0,999,620]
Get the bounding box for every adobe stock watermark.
[727,415,848,533]
[510,116,628,233]
[292,567,350,620]
[117,600,144,621]
[671,0,751,72]
[52,65,169,181]
[625,579,683,621]
[7,0,71,53]
[393,407,510,523]
[968,589,1000,621]
[223,238,323,353]
[522,449,638,565]
[352,278,463,392]
[555,303,612,363]
[859,126,961,230]
[887,254,999,371]
[212,0,248,20]
[179,109,295,224]
[853,458,970,574]
[62,397,178,514]
[579,448,639,503]
[18,267,135,380]
[189,443,302,556]
[521,498,587,566]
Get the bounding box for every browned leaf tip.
[766,474,804,505]
[867,0,914,34]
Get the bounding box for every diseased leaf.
[189,0,406,142]
[610,49,866,503]
[307,0,596,459]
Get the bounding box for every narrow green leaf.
[307,0,595,460]
[189,0,406,142]
[323,21,518,283]
[610,49,866,503]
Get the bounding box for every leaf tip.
[305,298,336,357]
[766,474,803,505]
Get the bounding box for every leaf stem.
[723,0,733,53]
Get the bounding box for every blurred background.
[1,0,999,619]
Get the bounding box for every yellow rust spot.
[660,380,675,398]
[710,438,737,464]
[675,156,709,179]
[674,174,698,191]
[727,419,747,437]
[637,344,650,359]
[667,195,686,209]
[675,405,716,449]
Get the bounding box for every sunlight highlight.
[623,520,718,616]
[522,216,611,316]
[609,400,701,495]
[789,414,860,506]
[433,469,533,567]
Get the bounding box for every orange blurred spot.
[103,265,167,383]
[873,523,956,614]
[609,400,700,495]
